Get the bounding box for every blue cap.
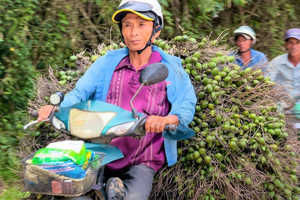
[285,28,300,41]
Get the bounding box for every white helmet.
[112,0,164,54]
[112,0,163,30]
[234,26,257,44]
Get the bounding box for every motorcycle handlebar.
[24,108,177,134]
[30,110,39,118]
[164,124,177,132]
[23,110,50,130]
[23,118,50,130]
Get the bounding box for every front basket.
[22,151,105,197]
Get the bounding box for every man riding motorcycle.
[38,0,196,199]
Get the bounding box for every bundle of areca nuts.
[150,35,300,200]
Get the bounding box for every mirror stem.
[130,83,145,119]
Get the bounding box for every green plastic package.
[32,140,87,165]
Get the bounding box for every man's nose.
[130,25,139,36]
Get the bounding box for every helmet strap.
[118,23,124,43]
[137,15,162,54]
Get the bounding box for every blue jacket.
[233,48,268,69]
[61,45,197,166]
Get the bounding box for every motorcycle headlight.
[106,122,135,136]
[52,116,66,130]
[69,108,117,139]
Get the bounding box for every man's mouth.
[130,40,141,44]
[290,49,298,53]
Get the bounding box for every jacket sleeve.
[265,57,278,81]
[261,53,268,63]
[60,48,128,107]
[162,56,197,140]
[60,57,104,107]
[259,53,269,72]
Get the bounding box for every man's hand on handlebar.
[38,105,55,121]
[145,115,179,133]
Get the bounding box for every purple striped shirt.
[106,51,170,172]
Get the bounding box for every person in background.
[38,0,196,199]
[268,28,300,98]
[232,25,268,69]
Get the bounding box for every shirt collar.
[279,53,290,64]
[236,48,262,66]
[235,48,253,63]
[276,53,298,69]
[115,51,162,71]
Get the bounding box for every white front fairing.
[69,108,117,139]
[52,116,66,130]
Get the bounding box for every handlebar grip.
[23,120,39,130]
[30,110,39,118]
[165,124,177,131]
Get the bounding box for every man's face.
[121,13,156,52]
[235,35,252,52]
[285,38,300,57]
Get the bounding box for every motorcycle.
[277,94,300,134]
[23,62,175,200]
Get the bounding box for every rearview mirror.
[50,92,64,106]
[130,63,169,119]
[139,62,169,85]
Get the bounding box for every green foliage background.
[0,0,299,198]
